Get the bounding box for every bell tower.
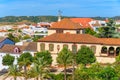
[58,10,62,22]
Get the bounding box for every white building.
[0,42,37,70]
[22,25,48,36]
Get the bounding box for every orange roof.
[38,33,102,44]
[99,38,120,45]
[105,18,109,23]
[0,30,8,32]
[92,20,101,27]
[0,44,25,54]
[70,18,93,28]
[50,18,84,30]
[116,20,120,22]
[21,26,29,29]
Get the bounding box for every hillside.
[0,16,120,24]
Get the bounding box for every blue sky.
[0,0,120,17]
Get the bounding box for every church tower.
[58,10,62,22]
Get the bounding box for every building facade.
[37,18,120,64]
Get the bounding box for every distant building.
[0,41,37,70]
[49,18,85,35]
[0,38,15,48]
[22,25,48,36]
[23,42,37,56]
[70,18,107,32]
[37,22,50,28]
[115,20,120,25]
[90,20,106,32]
[0,44,25,70]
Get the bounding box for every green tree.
[2,54,15,66]
[85,28,96,35]
[76,46,96,66]
[7,33,20,42]
[97,18,119,38]
[113,55,120,79]
[87,63,103,79]
[35,51,52,65]
[98,66,116,80]
[23,35,31,40]
[17,52,33,80]
[74,64,92,80]
[7,65,21,80]
[31,57,49,80]
[32,36,43,42]
[57,47,73,80]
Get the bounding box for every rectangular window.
[56,30,63,33]
[40,43,45,51]
[76,30,80,34]
[49,44,54,51]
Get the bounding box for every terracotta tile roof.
[99,38,120,45]
[70,18,93,28]
[0,37,7,42]
[38,33,102,44]
[92,20,101,27]
[116,20,120,22]
[50,18,84,30]
[0,44,25,54]
[0,30,8,32]
[24,42,37,51]
[105,18,109,23]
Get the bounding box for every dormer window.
[56,30,63,33]
[14,47,20,53]
[76,30,80,34]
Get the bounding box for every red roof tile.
[99,38,120,45]
[50,18,85,30]
[92,20,101,27]
[0,44,25,54]
[70,18,93,28]
[38,33,102,44]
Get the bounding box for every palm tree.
[33,57,49,80]
[7,65,21,80]
[19,58,31,80]
[27,64,39,80]
[17,52,33,80]
[57,47,73,80]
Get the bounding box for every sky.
[0,0,120,17]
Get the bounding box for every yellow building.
[38,18,120,64]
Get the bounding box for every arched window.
[90,46,96,53]
[101,46,107,54]
[14,47,21,53]
[40,43,45,51]
[63,44,68,48]
[49,44,54,51]
[80,45,86,50]
[116,47,120,56]
[81,45,86,48]
[72,44,77,54]
[109,47,114,54]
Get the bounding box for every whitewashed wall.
[0,53,20,70]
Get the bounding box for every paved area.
[0,75,35,80]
